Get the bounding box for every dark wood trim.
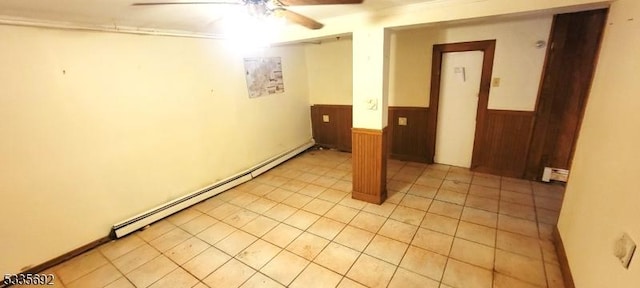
[427,40,496,165]
[19,236,111,274]
[554,226,576,288]
[351,127,388,204]
[388,107,430,163]
[310,104,352,152]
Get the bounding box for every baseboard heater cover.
[542,167,570,182]
[111,140,315,239]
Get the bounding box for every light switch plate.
[398,117,408,126]
[614,233,636,269]
[322,115,330,122]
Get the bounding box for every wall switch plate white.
[366,98,378,110]
[322,115,330,123]
[614,233,636,269]
[398,117,408,126]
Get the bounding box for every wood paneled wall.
[311,105,429,162]
[472,110,535,178]
[352,128,388,204]
[388,107,430,163]
[310,105,352,151]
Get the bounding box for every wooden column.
[352,128,388,204]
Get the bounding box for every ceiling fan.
[132,0,365,30]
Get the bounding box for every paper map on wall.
[243,57,284,98]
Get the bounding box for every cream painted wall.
[389,16,552,110]
[557,1,640,287]
[0,25,311,274]
[305,38,353,105]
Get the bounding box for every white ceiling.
[0,0,440,36]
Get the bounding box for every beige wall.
[557,1,640,287]
[0,25,311,274]
[389,16,552,109]
[305,38,353,105]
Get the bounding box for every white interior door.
[434,51,484,168]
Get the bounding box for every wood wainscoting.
[310,105,352,151]
[311,105,429,162]
[388,107,430,163]
[352,128,388,204]
[472,110,535,178]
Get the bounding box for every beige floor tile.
[302,198,335,215]
[362,202,398,217]
[203,259,256,288]
[314,242,360,274]
[241,215,279,237]
[545,263,566,288]
[349,211,386,233]
[496,230,542,259]
[501,179,532,194]
[334,226,375,251]
[498,214,539,237]
[325,205,359,223]
[389,206,426,226]
[399,194,432,211]
[247,183,276,197]
[104,277,135,288]
[386,191,407,204]
[318,188,349,203]
[214,230,258,256]
[415,175,444,189]
[308,217,346,240]
[284,209,321,230]
[465,195,499,213]
[281,179,308,192]
[493,273,543,288]
[471,174,501,189]
[337,277,368,288]
[499,201,537,221]
[282,193,314,208]
[147,268,198,288]
[206,203,242,220]
[399,246,447,281]
[164,236,210,265]
[265,188,294,202]
[388,179,413,193]
[240,273,285,288]
[540,240,560,265]
[99,235,145,261]
[346,254,397,288]
[237,239,282,269]
[66,263,122,288]
[55,250,109,284]
[223,209,260,228]
[339,196,368,210]
[149,228,191,252]
[411,228,453,256]
[456,221,496,247]
[262,223,303,248]
[407,184,438,198]
[112,244,160,274]
[421,213,459,236]
[435,189,467,205]
[461,207,497,228]
[182,247,231,280]
[286,232,330,260]
[263,203,298,221]
[441,180,470,193]
[313,176,339,188]
[428,200,463,219]
[501,190,534,206]
[291,263,342,288]
[126,255,177,288]
[537,207,560,225]
[193,198,225,213]
[196,221,237,245]
[442,259,492,288]
[449,238,494,269]
[364,235,408,265]
[388,268,440,288]
[468,185,500,200]
[298,184,327,197]
[330,180,353,193]
[245,198,278,214]
[180,214,218,235]
[228,193,260,207]
[494,249,546,287]
[137,220,177,242]
[260,250,309,286]
[378,219,418,243]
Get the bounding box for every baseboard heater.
[111,140,315,239]
[542,167,570,182]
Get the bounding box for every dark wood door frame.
[426,40,496,166]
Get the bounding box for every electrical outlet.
[322,115,330,123]
[614,233,636,269]
[398,117,408,126]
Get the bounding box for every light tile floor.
[27,149,567,288]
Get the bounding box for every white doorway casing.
[434,51,484,168]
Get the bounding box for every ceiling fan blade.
[273,8,324,29]
[132,1,239,6]
[278,0,363,5]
